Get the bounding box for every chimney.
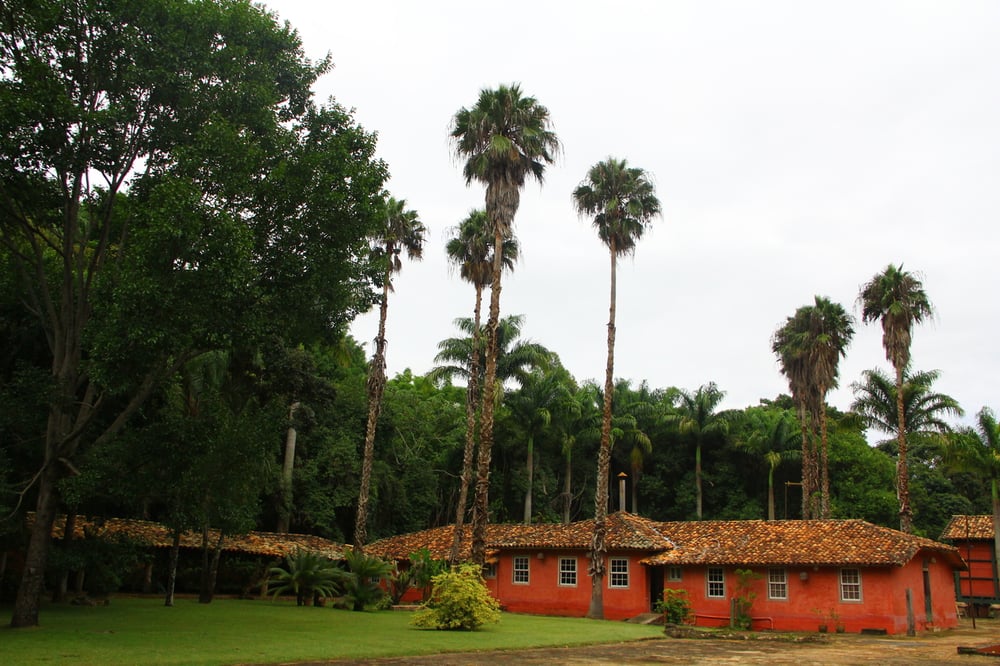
[618,472,628,513]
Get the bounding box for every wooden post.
[906,588,915,636]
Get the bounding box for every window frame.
[667,566,683,582]
[512,556,530,585]
[482,562,497,579]
[707,567,726,598]
[839,568,862,602]
[767,568,787,600]
[609,557,630,589]
[558,557,578,587]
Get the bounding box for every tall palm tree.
[944,408,1000,589]
[443,209,518,562]
[451,84,559,565]
[772,308,817,518]
[859,264,934,532]
[803,296,854,518]
[851,367,964,448]
[353,197,425,554]
[771,297,853,519]
[572,157,660,619]
[669,382,729,520]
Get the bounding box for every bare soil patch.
[314,617,1000,665]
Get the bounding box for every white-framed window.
[609,558,629,588]
[707,567,725,598]
[767,568,787,600]
[840,568,862,601]
[482,562,497,579]
[513,556,529,585]
[667,566,683,582]
[559,557,577,587]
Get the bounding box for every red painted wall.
[662,553,958,634]
[951,540,997,600]
[491,550,651,621]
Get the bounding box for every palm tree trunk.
[523,435,534,524]
[471,225,505,566]
[450,287,483,563]
[796,399,811,519]
[355,276,391,553]
[767,465,776,521]
[277,401,300,533]
[895,364,912,532]
[695,443,703,519]
[819,400,830,519]
[562,449,573,525]
[588,246,617,620]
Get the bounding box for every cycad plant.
[268,548,345,607]
[342,548,392,611]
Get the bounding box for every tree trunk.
[165,530,181,607]
[819,398,831,519]
[198,524,212,603]
[450,287,483,563]
[355,274,391,554]
[588,246,617,620]
[523,436,534,524]
[767,465,776,521]
[277,401,300,534]
[200,530,225,604]
[895,364,912,532]
[11,459,61,627]
[471,225,505,566]
[796,398,811,519]
[561,449,573,525]
[695,443,703,519]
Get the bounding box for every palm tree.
[451,84,559,565]
[268,548,346,607]
[859,264,934,532]
[572,157,660,619]
[851,368,964,449]
[735,408,800,520]
[771,298,853,518]
[802,296,854,519]
[443,209,519,562]
[506,365,577,524]
[669,382,729,520]
[944,408,1000,589]
[354,197,425,553]
[772,308,818,518]
[558,383,602,524]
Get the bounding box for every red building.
[940,514,1000,613]
[368,513,966,634]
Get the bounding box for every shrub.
[342,549,391,611]
[411,564,501,631]
[655,588,692,625]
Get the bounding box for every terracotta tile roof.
[640,519,964,569]
[367,512,675,562]
[940,515,993,541]
[44,515,346,560]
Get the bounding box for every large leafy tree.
[0,0,386,626]
[442,210,518,562]
[572,157,660,619]
[859,264,934,532]
[451,84,559,565]
[354,197,425,553]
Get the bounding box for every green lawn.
[0,597,664,665]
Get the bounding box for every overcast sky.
[263,0,998,426]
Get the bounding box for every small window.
[667,566,682,582]
[767,568,787,600]
[513,556,529,585]
[840,568,862,601]
[707,567,725,598]
[482,562,497,579]
[559,557,577,587]
[609,558,629,588]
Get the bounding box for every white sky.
[263,0,999,424]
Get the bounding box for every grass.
[0,596,664,665]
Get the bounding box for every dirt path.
[319,618,1000,665]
